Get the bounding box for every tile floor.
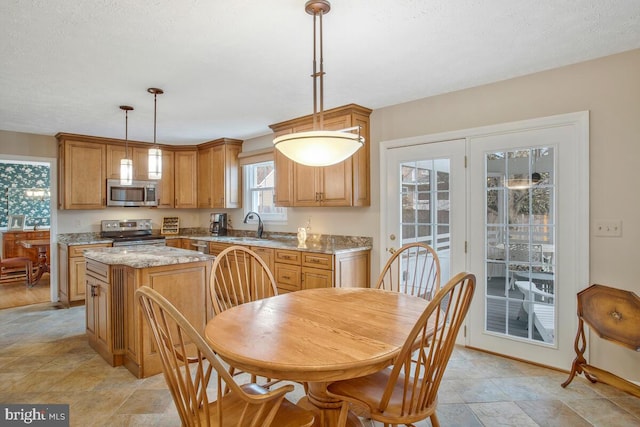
[0,302,639,426]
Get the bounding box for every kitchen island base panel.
[124,263,212,378]
[84,255,212,378]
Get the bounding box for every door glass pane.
[400,158,451,282]
[485,147,555,344]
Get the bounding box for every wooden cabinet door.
[275,263,301,293]
[197,147,213,208]
[198,140,242,209]
[107,145,151,180]
[318,115,353,206]
[85,275,98,342]
[251,247,275,274]
[106,144,127,179]
[157,150,175,208]
[174,150,198,208]
[293,165,321,206]
[132,147,150,180]
[274,148,294,207]
[222,143,242,208]
[70,257,87,301]
[301,267,333,289]
[61,139,106,209]
[95,279,111,350]
[210,144,226,208]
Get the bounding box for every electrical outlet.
[594,220,622,237]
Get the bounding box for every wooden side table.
[562,284,640,397]
[18,239,50,287]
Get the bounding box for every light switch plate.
[594,220,622,237]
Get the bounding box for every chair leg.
[430,412,441,427]
[336,401,350,427]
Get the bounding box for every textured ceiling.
[1,0,639,145]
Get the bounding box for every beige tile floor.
[1,302,639,426]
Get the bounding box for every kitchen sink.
[223,236,266,243]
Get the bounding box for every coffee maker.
[209,213,228,236]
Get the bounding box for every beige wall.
[0,130,57,157]
[369,48,640,380]
[2,49,639,380]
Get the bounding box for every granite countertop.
[58,229,372,255]
[183,234,372,254]
[83,246,214,269]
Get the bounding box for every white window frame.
[243,161,287,224]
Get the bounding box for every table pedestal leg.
[28,248,49,287]
[298,382,363,427]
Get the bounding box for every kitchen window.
[243,161,287,223]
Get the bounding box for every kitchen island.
[83,246,214,378]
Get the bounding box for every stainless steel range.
[101,219,166,247]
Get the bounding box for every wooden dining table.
[204,287,430,427]
[17,239,50,287]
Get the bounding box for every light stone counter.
[83,245,214,269]
[59,230,372,254]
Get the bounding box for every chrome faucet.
[243,211,263,239]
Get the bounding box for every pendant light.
[147,87,163,180]
[273,0,364,167]
[119,105,134,185]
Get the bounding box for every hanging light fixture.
[147,87,163,180]
[119,105,134,185]
[273,0,364,167]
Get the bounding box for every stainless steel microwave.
[106,179,158,207]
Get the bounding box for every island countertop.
[83,245,214,269]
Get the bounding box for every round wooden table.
[204,287,429,427]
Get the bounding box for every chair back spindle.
[376,242,441,301]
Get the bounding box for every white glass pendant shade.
[120,158,133,185]
[148,148,162,180]
[147,87,164,180]
[274,130,364,167]
[119,105,134,185]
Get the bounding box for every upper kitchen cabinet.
[106,143,152,181]
[156,150,175,208]
[174,148,198,209]
[197,138,242,209]
[57,133,107,210]
[269,104,372,207]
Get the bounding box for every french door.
[382,139,467,295]
[381,112,589,368]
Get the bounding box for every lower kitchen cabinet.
[58,242,111,307]
[85,260,117,366]
[84,257,212,378]
[274,248,370,293]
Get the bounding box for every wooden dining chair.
[327,272,476,427]
[375,242,441,301]
[136,286,314,427]
[0,256,33,286]
[210,245,278,315]
[209,245,301,390]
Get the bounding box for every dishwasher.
[191,241,209,254]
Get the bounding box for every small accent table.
[18,239,50,287]
[562,284,640,397]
